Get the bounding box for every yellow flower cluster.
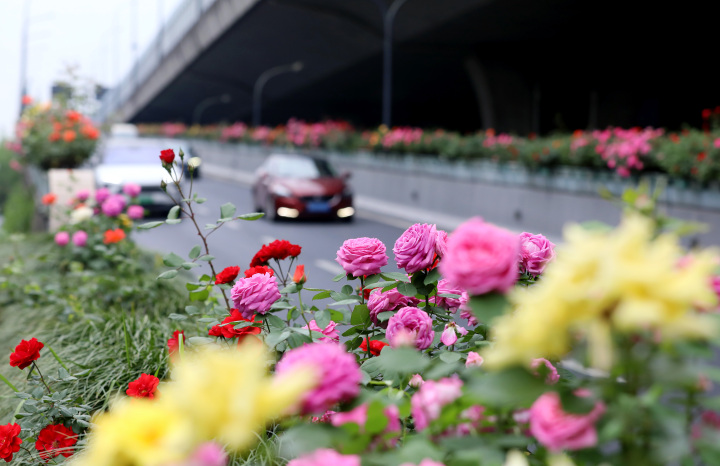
[483,215,718,370]
[72,341,315,466]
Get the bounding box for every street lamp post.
[193,93,232,125]
[369,0,412,127]
[252,61,304,127]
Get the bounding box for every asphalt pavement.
[133,176,408,290]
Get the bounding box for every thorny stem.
[170,163,231,310]
[31,362,53,394]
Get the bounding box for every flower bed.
[2,149,720,465]
[136,111,720,186]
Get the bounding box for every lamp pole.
[193,93,232,125]
[19,0,31,114]
[368,0,412,127]
[252,61,304,127]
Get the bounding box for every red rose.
[41,193,57,205]
[126,373,160,399]
[702,108,712,120]
[160,148,175,164]
[208,309,262,340]
[292,264,306,284]
[215,266,241,284]
[167,330,185,357]
[244,265,274,278]
[103,229,126,244]
[9,338,44,370]
[35,424,76,460]
[249,240,302,267]
[0,423,22,462]
[698,152,707,162]
[359,339,389,356]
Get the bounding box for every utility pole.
[19,0,31,114]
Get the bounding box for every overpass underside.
[123,0,717,134]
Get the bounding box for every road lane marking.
[315,259,344,276]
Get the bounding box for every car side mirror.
[340,171,351,180]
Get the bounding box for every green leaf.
[312,290,331,301]
[188,337,214,345]
[189,289,210,301]
[424,268,442,285]
[198,255,215,261]
[188,245,201,259]
[236,212,264,220]
[195,197,207,204]
[137,221,164,230]
[220,202,236,220]
[165,219,182,225]
[185,306,200,315]
[381,272,411,282]
[265,330,291,348]
[377,311,394,322]
[157,270,178,280]
[364,281,397,290]
[330,298,361,306]
[365,401,389,435]
[181,262,200,270]
[469,292,509,324]
[168,313,187,321]
[332,272,346,282]
[350,304,370,325]
[167,205,180,220]
[186,283,200,291]
[397,282,417,297]
[265,314,287,330]
[341,285,354,295]
[439,352,462,364]
[162,252,184,268]
[315,309,331,329]
[465,367,547,407]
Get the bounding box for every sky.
[0,0,183,139]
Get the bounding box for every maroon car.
[252,153,354,221]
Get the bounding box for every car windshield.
[103,146,165,165]
[268,157,335,178]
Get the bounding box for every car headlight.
[272,184,292,197]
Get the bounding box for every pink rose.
[458,292,478,326]
[75,189,90,202]
[127,205,145,220]
[435,230,448,258]
[431,279,464,312]
[367,288,420,328]
[440,322,467,346]
[394,223,438,273]
[72,230,88,247]
[465,351,484,368]
[530,358,560,384]
[95,187,110,204]
[122,183,142,197]
[331,403,401,438]
[185,442,228,466]
[276,342,361,414]
[529,391,605,452]
[311,411,336,423]
[54,231,69,246]
[101,195,126,217]
[301,320,339,343]
[518,232,556,275]
[287,449,360,466]
[230,273,281,319]
[335,237,388,277]
[439,218,519,295]
[409,374,425,388]
[386,307,434,350]
[411,376,463,430]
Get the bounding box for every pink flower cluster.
[288,449,360,466]
[482,133,514,148]
[220,122,247,141]
[592,127,664,177]
[286,119,352,148]
[162,122,187,138]
[276,342,361,414]
[230,273,280,319]
[381,127,423,149]
[411,376,464,430]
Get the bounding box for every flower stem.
[31,362,53,394]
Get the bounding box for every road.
[133,177,407,291]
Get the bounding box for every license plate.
[306,201,330,213]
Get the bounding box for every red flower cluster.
[215,266,241,284]
[9,338,43,370]
[103,228,126,244]
[41,193,57,205]
[250,240,301,267]
[244,265,274,278]
[126,374,160,399]
[160,148,175,164]
[35,424,76,460]
[359,339,389,356]
[0,423,22,462]
[208,310,262,340]
[167,330,185,357]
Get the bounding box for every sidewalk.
[202,163,555,240]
